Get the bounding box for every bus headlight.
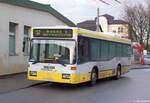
[70,66,77,70]
[62,74,70,79]
[30,71,37,76]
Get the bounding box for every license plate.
[41,66,55,71]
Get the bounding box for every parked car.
[143,55,150,64]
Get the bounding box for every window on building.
[9,22,17,56]
[118,27,124,33]
[118,27,121,33]
[23,26,31,56]
[113,30,116,33]
[121,27,124,33]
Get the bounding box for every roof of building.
[77,20,96,31]
[109,20,128,24]
[0,0,76,27]
[101,14,128,24]
[101,14,114,21]
[78,14,128,31]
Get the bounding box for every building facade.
[0,0,75,75]
[99,14,129,38]
[77,14,129,38]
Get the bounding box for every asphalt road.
[0,69,150,103]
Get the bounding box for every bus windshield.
[30,39,76,64]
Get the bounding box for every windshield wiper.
[57,60,67,67]
[32,61,39,64]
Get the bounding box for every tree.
[145,0,150,50]
[124,3,150,50]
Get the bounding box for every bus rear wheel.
[114,66,121,80]
[90,69,98,86]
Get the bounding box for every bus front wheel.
[90,69,98,86]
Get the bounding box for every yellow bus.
[28,27,131,85]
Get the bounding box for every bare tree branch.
[114,0,121,4]
[99,0,110,5]
[123,3,150,50]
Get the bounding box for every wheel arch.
[117,63,122,73]
[92,66,99,78]
[118,63,121,69]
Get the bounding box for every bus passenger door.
[77,36,91,82]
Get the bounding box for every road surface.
[0,69,150,103]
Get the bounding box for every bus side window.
[100,40,109,60]
[78,37,89,64]
[116,43,122,57]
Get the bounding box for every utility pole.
[96,8,103,32]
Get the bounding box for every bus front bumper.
[27,71,90,84]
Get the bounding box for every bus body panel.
[76,57,130,81]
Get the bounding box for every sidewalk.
[129,64,150,69]
[0,73,45,94]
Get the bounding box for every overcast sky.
[32,0,146,24]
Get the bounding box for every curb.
[0,72,26,79]
[0,82,48,95]
[130,66,150,70]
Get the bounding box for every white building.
[0,0,75,75]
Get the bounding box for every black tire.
[114,66,121,80]
[90,69,98,86]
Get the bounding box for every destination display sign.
[33,29,73,38]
